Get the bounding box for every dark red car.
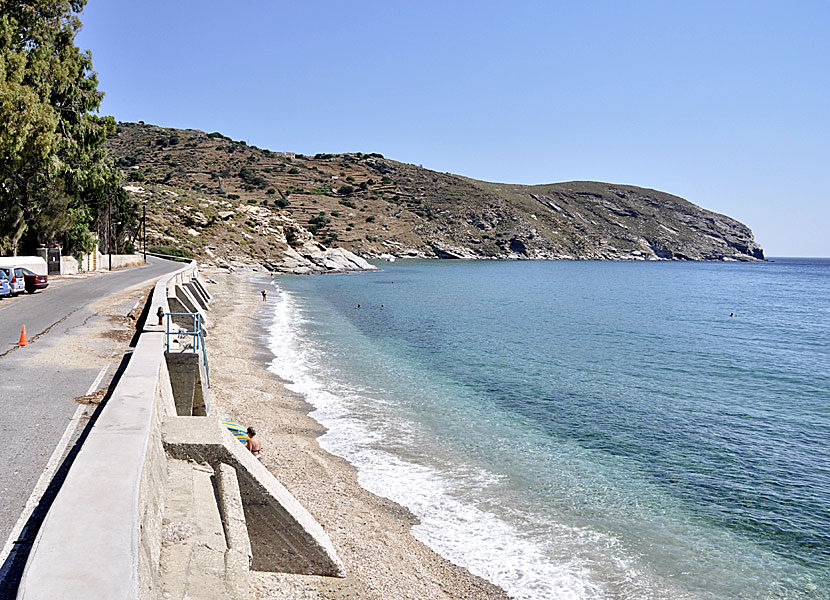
[21,268,48,293]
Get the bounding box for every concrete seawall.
[16,262,344,599]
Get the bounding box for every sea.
[263,258,830,600]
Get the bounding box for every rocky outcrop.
[273,242,377,275]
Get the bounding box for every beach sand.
[205,270,511,600]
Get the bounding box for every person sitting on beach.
[246,427,262,460]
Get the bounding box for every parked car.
[22,268,48,293]
[0,267,26,296]
[0,271,10,298]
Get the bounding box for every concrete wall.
[102,253,146,271]
[0,256,48,276]
[58,252,145,274]
[16,331,171,599]
[15,260,196,600]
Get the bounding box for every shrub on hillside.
[147,245,193,258]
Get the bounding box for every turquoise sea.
[265,258,830,599]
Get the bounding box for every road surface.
[0,256,181,593]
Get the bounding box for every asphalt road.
[0,256,181,583]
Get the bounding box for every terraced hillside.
[105,122,764,271]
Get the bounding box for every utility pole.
[143,203,147,262]
[108,195,112,271]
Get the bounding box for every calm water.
[265,258,830,599]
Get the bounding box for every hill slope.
[105,122,764,271]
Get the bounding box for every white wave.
[264,283,622,599]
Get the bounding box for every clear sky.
[76,1,830,257]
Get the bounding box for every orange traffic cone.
[18,325,28,346]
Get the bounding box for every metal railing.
[164,312,209,387]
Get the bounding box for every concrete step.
[157,459,250,600]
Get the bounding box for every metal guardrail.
[165,312,210,387]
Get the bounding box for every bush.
[127,170,145,182]
[274,196,289,208]
[309,212,330,227]
[147,245,193,258]
[118,155,139,167]
[339,199,356,208]
[365,215,375,222]
[288,167,300,175]
[227,194,240,200]
[338,184,354,196]
[239,166,266,188]
[266,188,276,195]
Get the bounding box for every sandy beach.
[205,270,510,600]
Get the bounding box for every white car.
[0,267,26,296]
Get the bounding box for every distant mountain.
[105,122,764,272]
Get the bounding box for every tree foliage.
[0,0,127,255]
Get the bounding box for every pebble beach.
[205,270,510,600]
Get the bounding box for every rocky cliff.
[105,122,764,271]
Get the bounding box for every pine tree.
[0,0,125,255]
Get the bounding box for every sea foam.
[264,285,602,600]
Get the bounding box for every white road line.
[0,363,110,563]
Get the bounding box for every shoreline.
[205,269,511,599]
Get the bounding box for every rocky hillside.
[105,122,764,272]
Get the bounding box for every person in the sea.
[246,427,262,460]
[261,289,267,301]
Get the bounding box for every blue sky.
[76,1,830,256]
